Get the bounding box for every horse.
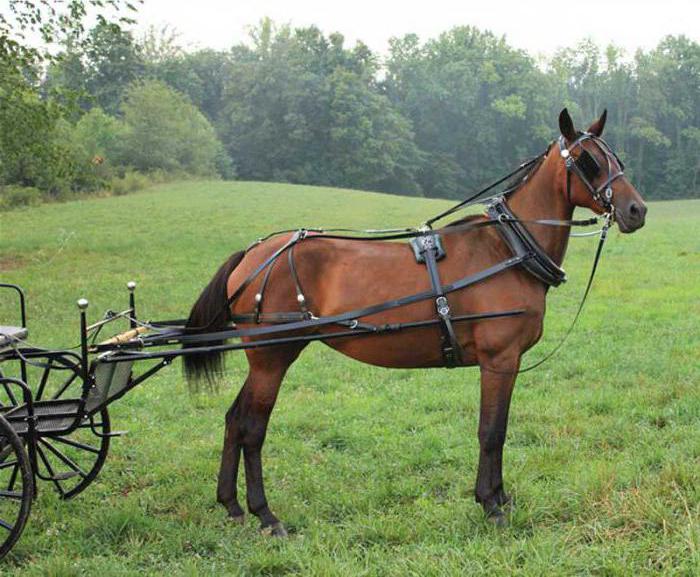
[183,109,647,535]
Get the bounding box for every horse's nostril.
[627,201,647,226]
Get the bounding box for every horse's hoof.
[497,492,514,509]
[260,522,288,538]
[487,511,508,528]
[228,514,245,525]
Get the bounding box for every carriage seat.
[0,325,28,348]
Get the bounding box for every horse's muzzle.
[616,200,647,233]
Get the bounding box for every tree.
[217,20,422,194]
[73,107,126,160]
[326,69,422,193]
[0,1,138,75]
[119,79,228,176]
[385,27,550,198]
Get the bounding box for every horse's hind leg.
[217,343,305,535]
[217,391,246,522]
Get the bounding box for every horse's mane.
[444,143,552,228]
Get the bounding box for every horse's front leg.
[474,352,520,524]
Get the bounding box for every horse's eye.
[576,150,600,180]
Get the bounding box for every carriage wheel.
[1,353,111,500]
[0,414,33,561]
[33,358,111,500]
[39,408,111,500]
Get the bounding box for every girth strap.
[417,234,463,368]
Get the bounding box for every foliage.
[0,1,138,74]
[2,12,699,202]
[0,185,42,209]
[118,79,225,176]
[385,27,553,197]
[73,107,127,161]
[0,73,102,197]
[218,21,423,193]
[110,170,150,195]
[0,1,143,203]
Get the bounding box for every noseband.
[558,133,625,213]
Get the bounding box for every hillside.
[0,181,698,576]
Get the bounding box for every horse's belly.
[321,324,479,369]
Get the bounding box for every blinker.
[575,150,600,181]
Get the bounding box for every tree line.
[1,14,698,208]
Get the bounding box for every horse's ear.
[558,108,577,142]
[587,109,607,137]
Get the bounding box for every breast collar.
[487,197,567,287]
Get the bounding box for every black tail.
[183,251,245,385]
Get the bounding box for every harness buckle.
[436,296,450,317]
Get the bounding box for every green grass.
[1,181,699,576]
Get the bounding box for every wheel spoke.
[39,440,86,478]
[0,490,22,500]
[0,518,13,531]
[35,443,65,497]
[36,359,54,401]
[48,435,100,454]
[7,463,18,491]
[0,460,18,470]
[1,382,17,407]
[51,372,79,400]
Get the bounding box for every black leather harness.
[412,233,462,367]
[487,198,567,287]
[156,135,618,371]
[408,198,569,366]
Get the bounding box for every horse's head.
[557,108,647,233]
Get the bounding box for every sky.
[134,0,699,58]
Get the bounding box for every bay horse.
[184,109,647,535]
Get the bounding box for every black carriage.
[0,281,176,559]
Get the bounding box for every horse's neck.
[506,156,573,266]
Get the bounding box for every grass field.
[0,181,699,576]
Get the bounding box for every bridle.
[558,132,625,214]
